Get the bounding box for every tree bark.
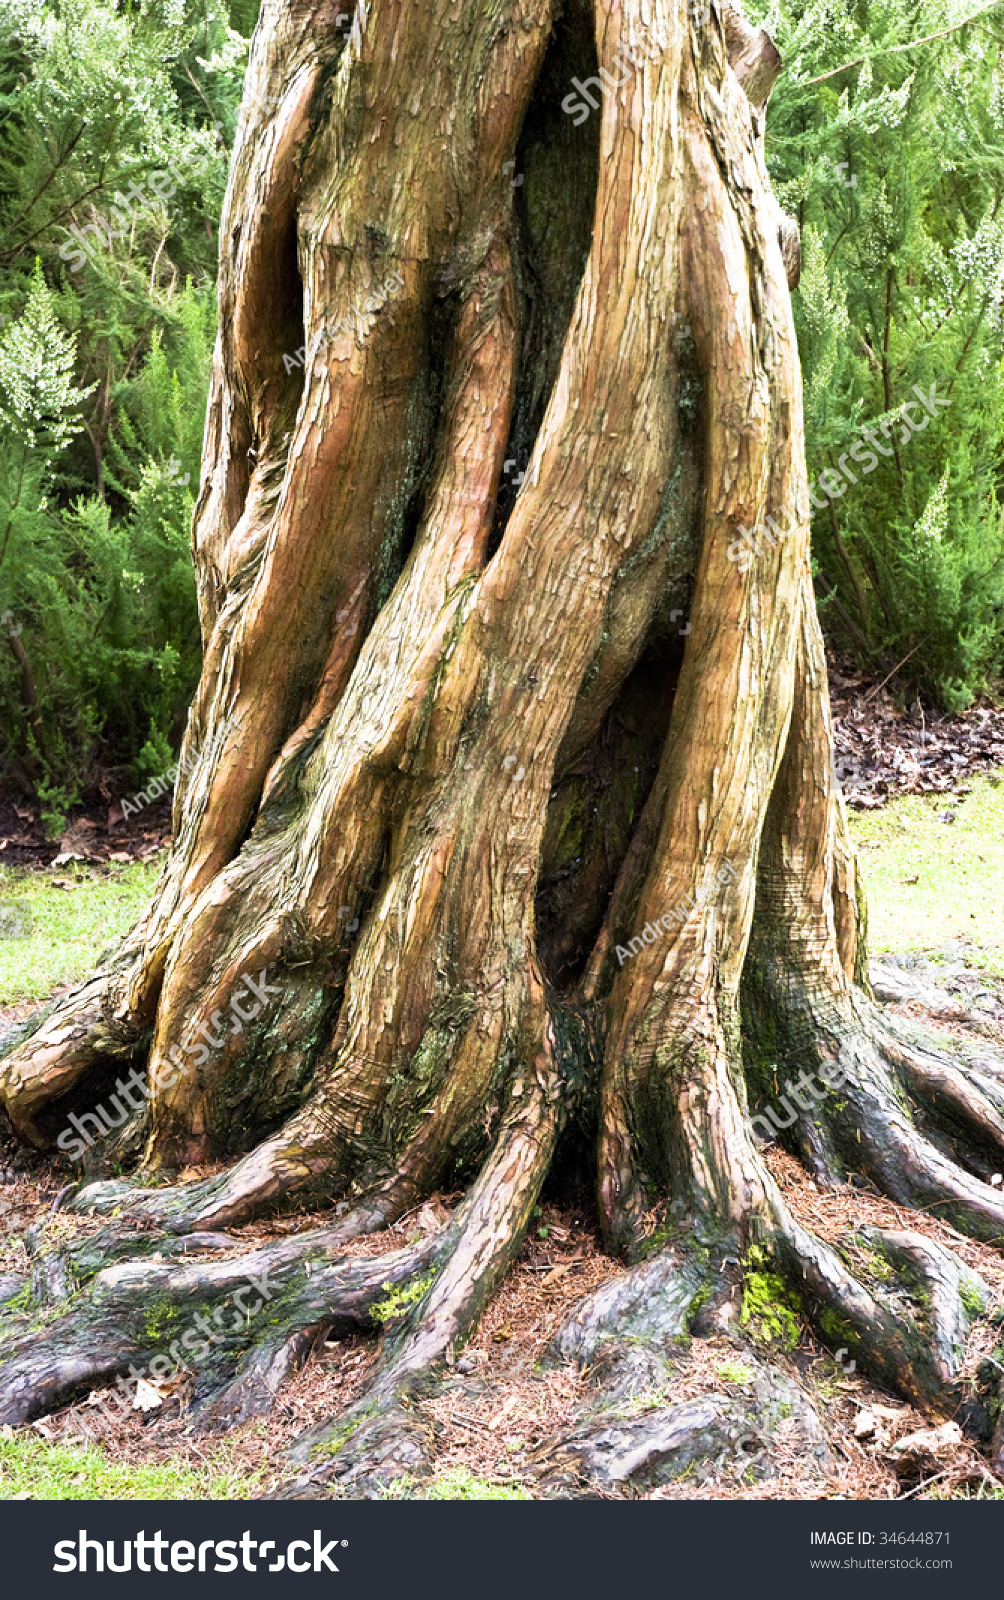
[2,0,1001,1486]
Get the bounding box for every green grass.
[847,771,1004,957]
[934,1480,1004,1500]
[0,859,162,1005]
[0,1433,260,1500]
[424,1467,531,1500]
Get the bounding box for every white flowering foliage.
[912,467,950,555]
[0,268,93,458]
[990,63,1004,128]
[953,213,1004,315]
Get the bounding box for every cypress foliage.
[760,0,1004,706]
[0,0,257,829]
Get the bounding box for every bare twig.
[860,640,927,704]
[895,1467,955,1500]
[801,0,1004,87]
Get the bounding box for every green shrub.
[754,0,1004,707]
[0,0,258,809]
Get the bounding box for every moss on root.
[370,1271,436,1326]
[740,1250,802,1350]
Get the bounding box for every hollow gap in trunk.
[536,643,682,990]
[275,212,305,399]
[539,1119,598,1218]
[32,1045,153,1168]
[488,0,600,558]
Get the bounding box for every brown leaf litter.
[829,654,1004,809]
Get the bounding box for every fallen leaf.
[414,1199,450,1233]
[132,1378,165,1411]
[488,1395,520,1431]
[50,877,76,890]
[108,851,133,864]
[887,1421,963,1466]
[541,1255,584,1287]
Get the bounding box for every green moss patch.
[740,1256,802,1351]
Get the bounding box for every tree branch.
[800,0,1004,88]
[722,2,783,107]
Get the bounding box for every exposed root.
[0,953,149,1147]
[280,1070,563,1492]
[549,1244,713,1366]
[0,1221,442,1428]
[533,1366,831,1494]
[769,1203,989,1409]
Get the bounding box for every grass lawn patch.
[847,772,1004,958]
[424,1466,531,1500]
[0,859,163,1006]
[0,1432,260,1500]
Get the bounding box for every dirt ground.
[3,1115,1002,1500]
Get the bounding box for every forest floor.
[2,1131,1003,1501]
[3,674,1004,1501]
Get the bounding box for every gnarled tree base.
[3,0,1004,1489]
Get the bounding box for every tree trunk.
[3,0,1003,1487]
